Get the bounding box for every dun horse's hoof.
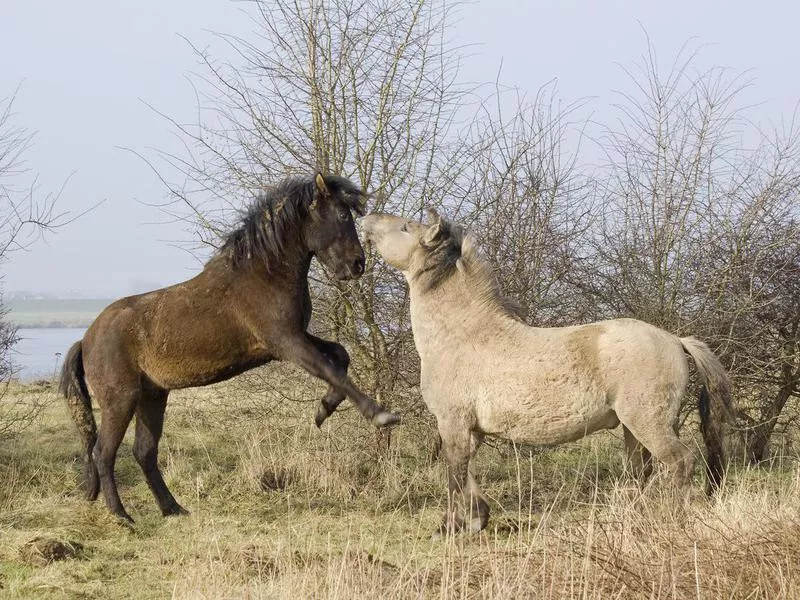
[372,411,400,427]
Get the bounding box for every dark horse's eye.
[338,208,350,222]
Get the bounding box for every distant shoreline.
[14,322,92,329]
[7,298,112,330]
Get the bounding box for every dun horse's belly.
[473,383,618,445]
[481,407,620,445]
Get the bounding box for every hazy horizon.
[2,0,799,297]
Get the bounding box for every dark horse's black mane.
[219,175,365,270]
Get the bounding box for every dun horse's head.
[306,174,367,280]
[360,209,462,283]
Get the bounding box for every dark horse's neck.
[206,238,314,291]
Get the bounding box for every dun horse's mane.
[418,218,526,320]
[219,175,364,270]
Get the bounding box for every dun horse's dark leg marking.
[133,392,188,516]
[94,393,137,523]
[283,334,399,427]
[309,336,350,427]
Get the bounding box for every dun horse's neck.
[409,276,510,359]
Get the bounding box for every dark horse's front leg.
[281,334,399,427]
[307,336,349,427]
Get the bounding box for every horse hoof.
[115,512,135,526]
[468,517,486,533]
[314,405,331,428]
[372,411,400,428]
[163,503,190,517]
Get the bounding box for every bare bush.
[452,83,594,325]
[0,88,71,434]
[156,11,800,459]
[153,0,471,420]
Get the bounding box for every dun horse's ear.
[426,208,441,225]
[422,221,442,247]
[311,173,329,211]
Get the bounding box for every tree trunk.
[746,382,795,465]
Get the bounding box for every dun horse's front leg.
[436,425,489,537]
[281,334,399,427]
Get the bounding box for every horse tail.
[679,336,735,495]
[58,341,99,500]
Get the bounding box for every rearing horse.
[60,173,399,523]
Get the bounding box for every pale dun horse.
[361,210,734,534]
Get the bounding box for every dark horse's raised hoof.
[372,411,400,428]
[314,403,332,428]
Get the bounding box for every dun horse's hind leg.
[133,391,188,517]
[623,425,653,483]
[94,392,137,523]
[616,405,694,490]
[309,337,350,427]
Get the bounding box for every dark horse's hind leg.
[94,392,137,523]
[83,431,100,501]
[133,391,188,517]
[310,337,350,427]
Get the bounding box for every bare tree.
[453,83,594,325]
[153,0,467,422]
[153,7,800,461]
[587,43,751,333]
[581,41,800,459]
[703,124,800,462]
[0,88,71,434]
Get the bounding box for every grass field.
[1,372,799,599]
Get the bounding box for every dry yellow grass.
[1,376,799,599]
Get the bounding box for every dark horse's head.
[221,173,367,279]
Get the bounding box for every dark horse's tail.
[58,341,99,500]
[680,336,735,495]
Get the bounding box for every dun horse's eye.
[401,223,408,232]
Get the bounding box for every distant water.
[12,328,86,381]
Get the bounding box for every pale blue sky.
[1,1,798,297]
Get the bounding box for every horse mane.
[417,217,526,321]
[218,175,364,270]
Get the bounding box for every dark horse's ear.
[311,173,329,210]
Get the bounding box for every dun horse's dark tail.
[58,341,99,500]
[680,336,735,495]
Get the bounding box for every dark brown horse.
[59,173,399,523]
